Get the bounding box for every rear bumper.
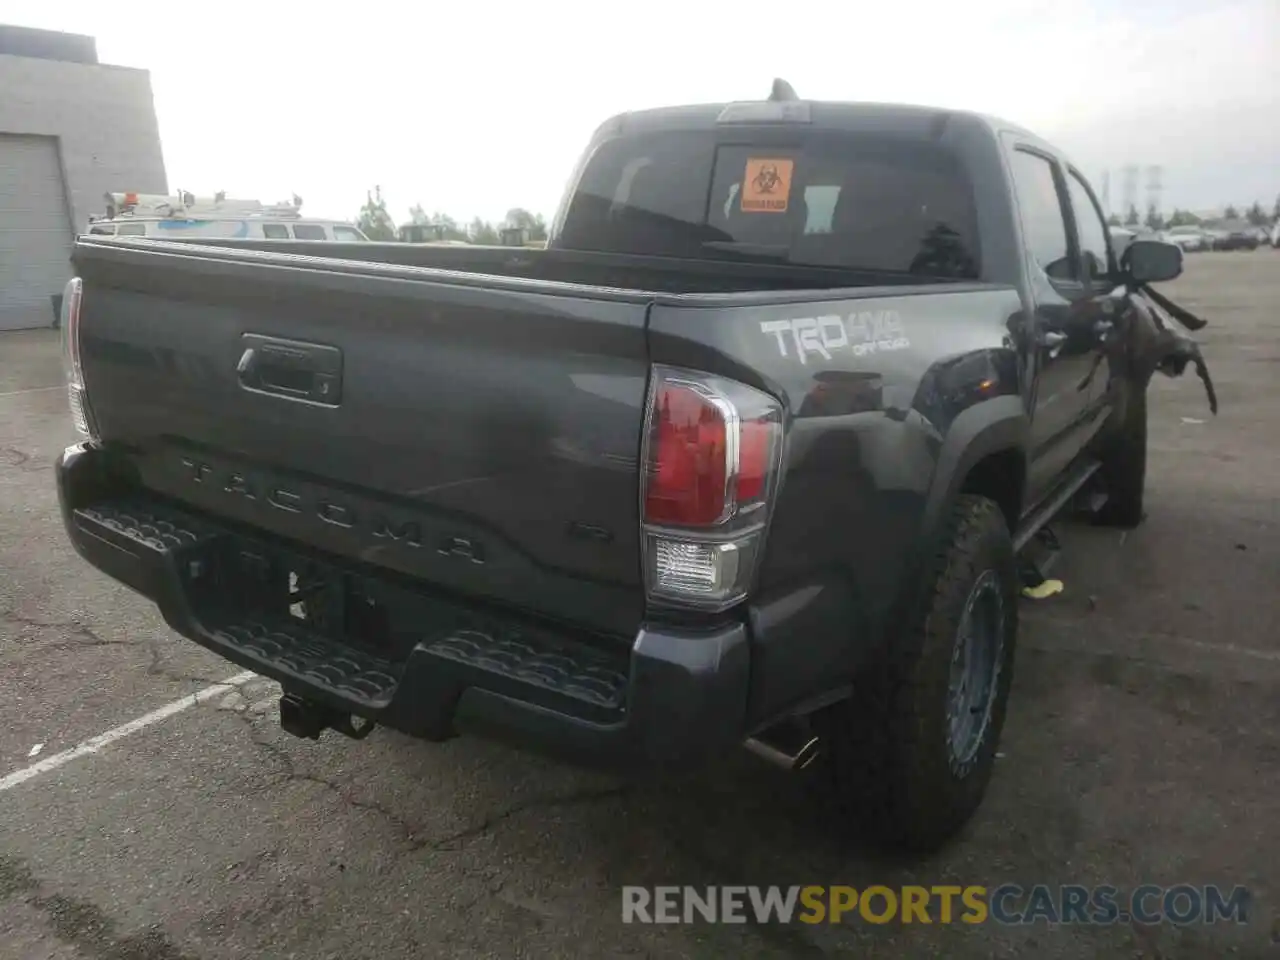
[55,441,753,772]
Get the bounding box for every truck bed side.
[646,283,1026,720]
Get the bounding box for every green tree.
[1165,209,1203,228]
[403,205,468,241]
[469,217,500,244]
[1144,204,1165,231]
[1245,201,1267,227]
[1223,204,1240,220]
[399,223,444,242]
[357,186,397,241]
[1124,204,1140,226]
[430,212,467,241]
[505,208,548,241]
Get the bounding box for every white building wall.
[0,51,168,233]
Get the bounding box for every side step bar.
[1012,458,1102,553]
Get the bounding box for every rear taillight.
[59,277,97,439]
[640,365,784,611]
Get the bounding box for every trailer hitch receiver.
[279,692,377,741]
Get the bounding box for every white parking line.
[0,670,257,793]
[0,385,64,399]
[1027,617,1280,663]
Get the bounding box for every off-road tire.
[1093,384,1147,528]
[811,495,1019,854]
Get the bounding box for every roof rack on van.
[101,190,304,220]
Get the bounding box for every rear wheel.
[811,495,1018,854]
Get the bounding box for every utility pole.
[1145,165,1164,217]
[1121,164,1140,219]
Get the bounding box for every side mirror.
[1122,238,1183,285]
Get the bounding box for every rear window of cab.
[557,129,980,279]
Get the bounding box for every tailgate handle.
[237,334,343,405]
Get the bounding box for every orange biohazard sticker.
[741,157,794,213]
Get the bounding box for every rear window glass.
[292,224,327,240]
[116,223,147,236]
[557,130,980,279]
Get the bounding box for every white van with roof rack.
[86,191,369,242]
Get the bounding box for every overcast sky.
[8,0,1279,225]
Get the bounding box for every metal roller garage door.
[0,134,74,331]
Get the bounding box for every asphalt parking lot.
[2,250,1277,959]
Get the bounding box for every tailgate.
[72,240,651,638]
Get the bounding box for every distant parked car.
[1212,223,1260,251]
[1198,227,1259,253]
[1161,225,1211,252]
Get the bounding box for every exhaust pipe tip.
[792,735,822,770]
[744,724,822,771]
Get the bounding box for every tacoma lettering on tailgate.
[178,455,477,556]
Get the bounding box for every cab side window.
[262,223,290,239]
[292,224,327,240]
[1009,149,1073,283]
[1065,171,1111,285]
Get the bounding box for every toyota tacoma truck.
[54,80,1214,853]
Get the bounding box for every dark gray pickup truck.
[54,81,1213,852]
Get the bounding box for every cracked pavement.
[1,251,1278,958]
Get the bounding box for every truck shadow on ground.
[238,638,1168,886]
[325,623,1267,955]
